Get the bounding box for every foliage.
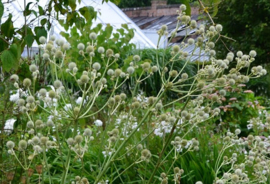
[0,0,96,73]
[214,0,270,95]
[1,1,270,184]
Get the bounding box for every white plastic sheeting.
[2,0,155,57]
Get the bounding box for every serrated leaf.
[1,44,20,72]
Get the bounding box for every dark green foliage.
[215,0,270,95]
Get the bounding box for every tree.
[215,0,270,96]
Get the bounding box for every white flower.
[75,96,88,105]
[64,104,72,111]
[247,124,253,130]
[9,93,20,102]
[4,118,16,133]
[94,119,103,126]
[9,89,27,102]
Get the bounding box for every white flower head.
[4,118,16,133]
[94,119,103,127]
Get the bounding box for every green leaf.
[38,5,44,15]
[69,0,76,11]
[0,1,4,19]
[0,36,9,52]
[25,35,35,47]
[1,44,21,72]
[105,24,113,39]
[40,18,47,26]
[79,6,97,21]
[34,26,47,43]
[23,2,33,16]
[1,14,14,39]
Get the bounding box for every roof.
[131,15,210,62]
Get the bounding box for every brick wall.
[122,0,199,18]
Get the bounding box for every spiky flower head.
[215,24,223,32]
[172,45,180,53]
[27,121,34,129]
[86,45,94,53]
[188,38,194,45]
[75,135,83,144]
[151,66,158,72]
[106,49,114,57]
[48,90,56,99]
[19,140,27,150]
[83,128,92,137]
[55,50,63,59]
[53,80,62,89]
[133,55,141,62]
[98,47,105,54]
[89,32,97,40]
[92,62,101,71]
[23,78,32,87]
[39,36,46,44]
[26,96,35,104]
[29,64,38,73]
[6,141,15,149]
[77,43,85,50]
[127,66,135,74]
